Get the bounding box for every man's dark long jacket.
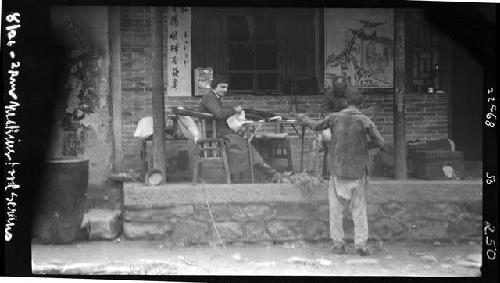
[303,107,384,179]
[199,89,237,138]
[199,89,263,174]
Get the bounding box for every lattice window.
[406,10,440,93]
[227,14,280,95]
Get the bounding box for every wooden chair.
[172,107,231,184]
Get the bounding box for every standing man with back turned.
[296,90,384,256]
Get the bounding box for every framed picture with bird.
[325,8,394,89]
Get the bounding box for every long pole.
[151,7,167,183]
[394,8,408,179]
[109,7,122,172]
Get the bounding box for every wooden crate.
[253,137,293,172]
[410,150,464,180]
[143,139,192,182]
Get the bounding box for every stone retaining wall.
[123,181,482,245]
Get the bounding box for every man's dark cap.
[332,76,347,90]
[346,86,364,106]
[211,75,229,89]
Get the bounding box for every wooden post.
[394,9,408,179]
[440,33,453,139]
[314,8,322,93]
[109,7,122,172]
[151,7,167,182]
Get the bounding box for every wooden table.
[241,121,306,183]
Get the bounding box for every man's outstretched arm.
[296,113,335,131]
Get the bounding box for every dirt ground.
[31,239,483,277]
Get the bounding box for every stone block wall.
[122,181,481,245]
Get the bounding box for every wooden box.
[253,137,293,172]
[143,139,192,182]
[410,150,464,180]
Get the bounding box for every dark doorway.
[450,44,483,161]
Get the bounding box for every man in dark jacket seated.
[199,75,277,182]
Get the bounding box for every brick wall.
[120,7,449,172]
[364,93,449,143]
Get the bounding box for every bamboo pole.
[394,8,408,179]
[151,7,167,183]
[109,7,122,172]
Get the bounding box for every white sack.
[177,115,201,143]
[227,110,251,132]
[134,116,153,139]
[321,129,331,141]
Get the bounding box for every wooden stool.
[191,138,231,184]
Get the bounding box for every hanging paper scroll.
[166,7,191,96]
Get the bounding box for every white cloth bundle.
[227,110,252,132]
[321,129,331,141]
[177,115,201,143]
[134,116,153,139]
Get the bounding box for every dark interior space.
[425,4,495,161]
[451,44,483,161]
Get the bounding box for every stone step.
[85,183,123,211]
[81,209,122,240]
